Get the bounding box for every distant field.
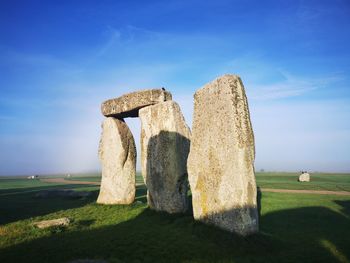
[256,172,350,191]
[52,172,350,192]
[0,175,349,263]
[65,176,101,182]
[65,172,145,184]
[2,172,350,192]
[0,178,66,192]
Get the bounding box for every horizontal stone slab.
[33,217,70,229]
[101,89,172,118]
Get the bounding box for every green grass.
[256,172,350,191]
[65,172,350,191]
[65,176,102,182]
[9,172,349,192]
[66,172,144,185]
[0,176,349,263]
[0,178,65,191]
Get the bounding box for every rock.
[298,173,310,182]
[187,74,258,236]
[101,89,172,118]
[97,117,136,205]
[35,189,92,199]
[33,217,70,229]
[139,101,191,213]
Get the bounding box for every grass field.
[256,172,350,191]
[62,172,350,191]
[0,173,349,262]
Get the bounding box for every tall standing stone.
[139,101,191,213]
[97,117,136,204]
[187,74,258,235]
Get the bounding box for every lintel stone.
[101,89,172,118]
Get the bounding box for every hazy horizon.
[2,169,349,177]
[1,1,350,175]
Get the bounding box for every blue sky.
[1,0,350,175]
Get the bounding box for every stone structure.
[187,74,259,236]
[101,89,172,118]
[139,101,191,213]
[97,77,259,235]
[33,218,70,229]
[98,89,191,214]
[97,117,136,205]
[298,172,310,182]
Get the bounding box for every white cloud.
[249,73,342,100]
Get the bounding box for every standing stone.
[101,89,172,118]
[298,173,310,182]
[97,117,136,204]
[187,74,258,236]
[139,101,191,213]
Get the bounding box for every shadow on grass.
[1,204,349,263]
[0,184,149,226]
[0,208,273,263]
[0,183,93,195]
[135,185,147,203]
[0,186,99,225]
[1,174,349,262]
[334,200,350,216]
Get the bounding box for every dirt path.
[41,178,350,196]
[261,188,350,196]
[40,178,100,186]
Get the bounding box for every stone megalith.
[298,173,310,182]
[101,89,172,118]
[97,117,136,204]
[187,74,259,236]
[139,101,191,213]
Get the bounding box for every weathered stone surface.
[101,89,172,118]
[97,117,136,204]
[187,74,258,236]
[33,217,70,229]
[139,101,191,213]
[298,173,310,182]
